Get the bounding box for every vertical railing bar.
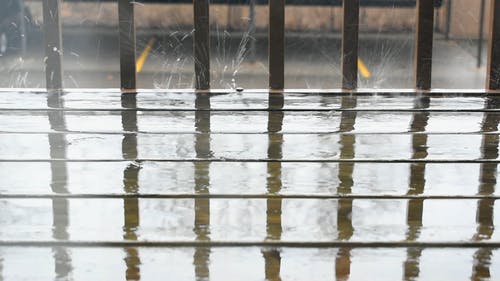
[341,0,359,91]
[249,0,257,62]
[118,0,137,93]
[444,0,451,40]
[42,0,63,94]
[269,0,285,92]
[194,0,210,92]
[414,0,434,91]
[487,0,500,92]
[434,7,439,33]
[477,0,486,68]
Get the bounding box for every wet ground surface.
[0,91,499,280]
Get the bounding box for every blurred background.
[0,0,491,89]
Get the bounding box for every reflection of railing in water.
[47,93,73,280]
[470,97,500,280]
[263,94,284,281]
[121,94,141,280]
[194,94,211,280]
[40,0,500,93]
[335,96,356,281]
[403,96,429,280]
[2,93,500,279]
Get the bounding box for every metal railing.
[41,0,500,93]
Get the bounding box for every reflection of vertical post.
[415,0,434,90]
[335,96,357,281]
[194,94,211,280]
[487,0,500,91]
[262,93,284,281]
[269,0,285,91]
[341,0,359,91]
[118,0,137,93]
[42,0,63,93]
[47,93,72,280]
[403,97,430,281]
[194,0,210,91]
[121,94,141,280]
[470,98,499,280]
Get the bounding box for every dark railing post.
[444,0,451,40]
[477,0,486,68]
[269,0,285,92]
[118,0,137,93]
[487,0,500,91]
[415,0,434,91]
[42,0,63,93]
[341,0,359,91]
[194,0,210,91]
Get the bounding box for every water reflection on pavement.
[0,92,499,280]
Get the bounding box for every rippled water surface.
[0,91,499,280]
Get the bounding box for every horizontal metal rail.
[0,194,498,200]
[0,240,498,248]
[0,88,492,95]
[2,108,500,112]
[1,159,500,163]
[59,0,444,7]
[1,131,499,135]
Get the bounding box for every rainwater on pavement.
[0,91,499,280]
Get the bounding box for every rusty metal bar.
[415,0,435,91]
[487,0,500,91]
[269,0,285,91]
[42,0,63,93]
[118,0,137,93]
[194,0,210,91]
[341,0,359,90]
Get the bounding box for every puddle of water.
[0,92,499,280]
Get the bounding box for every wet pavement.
[0,91,499,280]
